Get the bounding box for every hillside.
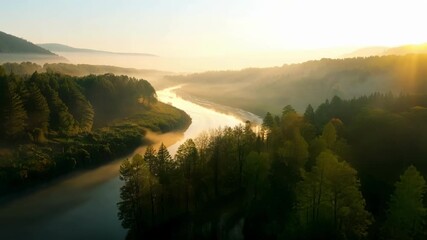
[1,62,172,85]
[341,42,427,58]
[0,31,54,54]
[165,54,427,115]
[384,43,427,55]
[0,31,68,64]
[341,46,388,58]
[38,43,156,56]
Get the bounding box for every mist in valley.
[2,0,427,239]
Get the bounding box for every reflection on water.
[0,86,259,240]
[157,86,245,154]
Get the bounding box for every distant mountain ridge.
[0,31,55,55]
[341,46,389,58]
[384,43,427,55]
[342,43,427,58]
[38,43,157,57]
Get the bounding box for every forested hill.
[165,54,427,115]
[0,67,191,194]
[1,62,171,82]
[118,93,427,239]
[0,31,54,55]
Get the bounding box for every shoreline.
[173,88,262,125]
[0,129,185,222]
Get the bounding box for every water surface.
[0,86,259,239]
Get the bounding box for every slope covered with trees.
[118,93,427,239]
[165,54,427,115]
[0,31,54,54]
[0,67,191,194]
[1,62,170,83]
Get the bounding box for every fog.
[54,48,354,73]
[0,130,184,240]
[0,53,67,65]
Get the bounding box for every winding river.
[0,86,261,240]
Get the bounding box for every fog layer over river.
[0,86,260,240]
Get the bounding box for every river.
[0,86,261,240]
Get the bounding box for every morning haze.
[1,0,427,239]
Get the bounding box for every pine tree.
[58,80,94,132]
[156,143,173,220]
[157,143,173,184]
[2,78,28,139]
[262,112,275,129]
[45,87,76,134]
[304,104,315,123]
[24,83,50,133]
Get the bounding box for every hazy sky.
[1,0,426,57]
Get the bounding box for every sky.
[1,0,427,61]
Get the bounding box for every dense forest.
[0,67,190,194]
[165,54,427,115]
[118,93,427,239]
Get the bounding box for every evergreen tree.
[44,87,75,134]
[156,143,173,220]
[2,77,28,139]
[58,79,94,132]
[24,83,50,134]
[263,112,275,129]
[304,104,315,123]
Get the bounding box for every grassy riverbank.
[0,68,191,195]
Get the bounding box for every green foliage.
[322,121,337,148]
[262,112,274,129]
[24,83,50,133]
[383,165,426,240]
[116,93,427,239]
[296,150,372,239]
[0,71,191,195]
[0,77,28,139]
[58,78,94,131]
[243,151,270,202]
[118,117,372,239]
[304,104,315,123]
[118,154,157,235]
[284,129,308,169]
[166,54,427,115]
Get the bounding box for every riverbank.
[0,129,185,240]
[0,86,261,240]
[0,101,191,196]
[174,87,262,125]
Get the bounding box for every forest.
[0,67,190,194]
[165,54,427,115]
[118,93,427,239]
